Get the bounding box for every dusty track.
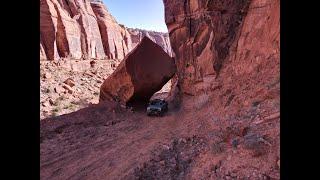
[40,101,199,179]
[40,97,279,179]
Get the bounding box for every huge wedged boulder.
[99,37,176,103]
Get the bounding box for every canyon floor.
[40,60,171,119]
[40,61,280,179]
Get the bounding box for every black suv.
[146,99,168,116]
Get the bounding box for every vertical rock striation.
[163,0,279,108]
[40,0,105,60]
[163,0,254,95]
[40,0,172,60]
[90,1,132,60]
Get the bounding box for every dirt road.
[40,98,279,179]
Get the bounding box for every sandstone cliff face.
[127,28,173,57]
[40,0,171,60]
[90,1,132,60]
[40,37,47,60]
[164,0,251,95]
[163,0,280,113]
[40,0,105,60]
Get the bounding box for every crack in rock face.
[163,0,251,95]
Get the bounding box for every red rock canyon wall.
[40,0,105,60]
[40,0,172,60]
[90,1,132,60]
[164,0,280,114]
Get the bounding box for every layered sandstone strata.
[99,37,176,103]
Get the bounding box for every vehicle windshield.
[149,100,162,105]
[150,101,159,105]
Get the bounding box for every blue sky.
[102,0,168,32]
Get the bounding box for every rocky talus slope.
[40,0,172,60]
[40,60,118,119]
[40,59,171,119]
[40,0,279,179]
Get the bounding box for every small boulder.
[62,84,73,94]
[42,101,51,107]
[63,78,75,87]
[48,99,54,105]
[43,72,52,79]
[54,86,65,94]
[90,60,96,68]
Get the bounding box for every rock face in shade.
[127,28,173,57]
[99,37,176,103]
[90,1,132,60]
[40,0,105,60]
[163,0,280,113]
[163,0,252,95]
